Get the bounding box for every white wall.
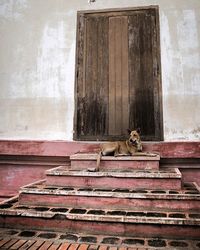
[0,0,199,141]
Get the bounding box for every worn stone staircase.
[0,153,200,240]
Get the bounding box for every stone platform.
[19,181,200,211]
[70,153,160,171]
[0,152,200,242]
[46,166,181,190]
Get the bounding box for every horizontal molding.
[0,140,199,159]
[0,155,69,166]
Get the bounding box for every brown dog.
[94,128,156,171]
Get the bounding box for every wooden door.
[74,6,163,141]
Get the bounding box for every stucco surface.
[0,0,199,140]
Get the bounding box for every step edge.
[0,208,199,226]
[19,188,200,200]
[70,154,160,161]
[46,171,181,179]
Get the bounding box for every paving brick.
[48,242,62,250]
[9,239,27,249]
[77,243,89,250]
[108,247,118,250]
[28,240,45,250]
[68,243,79,250]
[88,244,99,250]
[18,240,36,249]
[0,239,11,248]
[98,245,108,250]
[38,241,54,250]
[1,238,18,249]
[127,248,138,250]
[58,242,71,250]
[118,247,127,250]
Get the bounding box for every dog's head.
[127,128,142,151]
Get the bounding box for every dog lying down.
[89,128,157,172]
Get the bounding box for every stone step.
[18,181,200,211]
[0,197,200,239]
[46,166,182,190]
[70,153,160,171]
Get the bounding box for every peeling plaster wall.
[0,0,199,141]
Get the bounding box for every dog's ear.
[136,128,141,134]
[127,129,131,134]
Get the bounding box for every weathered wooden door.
[74,6,163,141]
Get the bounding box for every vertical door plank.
[109,17,116,135]
[129,10,158,139]
[109,16,129,136]
[121,16,129,133]
[140,11,155,136]
[96,16,109,137]
[77,16,109,139]
[115,17,123,135]
[76,14,85,138]
[151,9,163,140]
[85,16,98,136]
[128,13,140,131]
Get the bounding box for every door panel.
[76,16,109,138]
[74,7,163,141]
[109,16,129,135]
[129,10,160,140]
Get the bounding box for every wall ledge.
[0,140,199,158]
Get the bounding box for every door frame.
[73,6,163,141]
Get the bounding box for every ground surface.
[0,227,200,250]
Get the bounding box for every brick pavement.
[0,227,200,249]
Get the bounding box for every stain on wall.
[161,5,200,140]
[0,0,199,141]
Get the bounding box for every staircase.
[0,153,200,241]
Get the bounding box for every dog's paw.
[147,153,158,157]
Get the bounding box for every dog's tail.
[96,151,102,171]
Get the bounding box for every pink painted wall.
[0,140,200,158]
[0,164,51,200]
